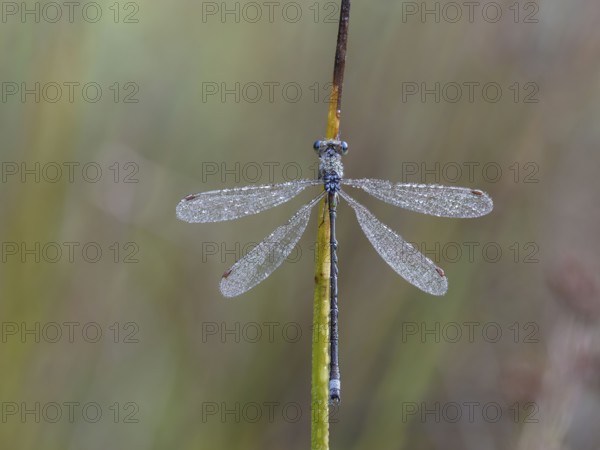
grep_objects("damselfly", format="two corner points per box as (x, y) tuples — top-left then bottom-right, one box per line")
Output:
(176, 139), (493, 403)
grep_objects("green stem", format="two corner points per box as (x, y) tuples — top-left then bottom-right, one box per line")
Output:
(311, 204), (331, 450)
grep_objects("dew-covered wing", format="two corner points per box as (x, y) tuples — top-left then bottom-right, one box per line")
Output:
(176, 180), (320, 223)
(220, 192), (324, 297)
(343, 178), (493, 218)
(341, 191), (448, 295)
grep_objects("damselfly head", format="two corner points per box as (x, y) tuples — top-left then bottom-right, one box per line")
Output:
(313, 139), (348, 156)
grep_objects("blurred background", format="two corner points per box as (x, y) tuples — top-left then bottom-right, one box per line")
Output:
(1, 0), (599, 449)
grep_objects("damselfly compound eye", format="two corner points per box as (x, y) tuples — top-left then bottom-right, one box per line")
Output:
(313, 140), (321, 151)
(340, 141), (348, 155)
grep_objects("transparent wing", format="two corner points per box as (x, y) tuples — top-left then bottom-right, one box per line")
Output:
(343, 179), (493, 218)
(176, 180), (320, 223)
(340, 191), (448, 295)
(220, 192), (325, 298)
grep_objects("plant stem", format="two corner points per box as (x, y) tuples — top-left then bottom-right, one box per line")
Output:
(311, 1), (351, 449)
(327, 0), (350, 140)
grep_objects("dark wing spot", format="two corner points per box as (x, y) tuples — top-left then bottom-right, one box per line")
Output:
(471, 190), (483, 196)
(184, 194), (198, 201)
(222, 269), (232, 278)
(435, 267), (446, 278)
